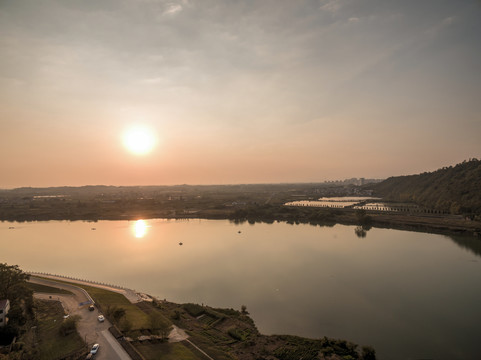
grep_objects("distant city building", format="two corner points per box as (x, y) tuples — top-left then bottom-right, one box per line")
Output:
(0, 299), (10, 327)
(323, 178), (382, 186)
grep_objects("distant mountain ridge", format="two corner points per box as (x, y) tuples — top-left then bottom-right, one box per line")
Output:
(369, 159), (481, 215)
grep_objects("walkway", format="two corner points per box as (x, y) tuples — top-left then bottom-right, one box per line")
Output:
(29, 272), (141, 303)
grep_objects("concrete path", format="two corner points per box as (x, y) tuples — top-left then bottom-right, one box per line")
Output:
(100, 329), (131, 360)
(29, 273), (141, 303)
(168, 325), (189, 342)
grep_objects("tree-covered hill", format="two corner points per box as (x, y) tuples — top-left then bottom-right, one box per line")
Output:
(369, 159), (481, 215)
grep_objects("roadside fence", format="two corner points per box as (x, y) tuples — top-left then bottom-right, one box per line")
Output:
(27, 271), (130, 291)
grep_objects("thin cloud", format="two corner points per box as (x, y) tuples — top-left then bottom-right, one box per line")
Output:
(425, 15), (457, 36)
(163, 3), (183, 16)
(320, 0), (343, 13)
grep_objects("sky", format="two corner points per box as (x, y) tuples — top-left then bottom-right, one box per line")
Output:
(1, 0), (480, 188)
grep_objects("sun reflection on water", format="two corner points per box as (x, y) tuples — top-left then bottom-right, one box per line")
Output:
(133, 219), (148, 238)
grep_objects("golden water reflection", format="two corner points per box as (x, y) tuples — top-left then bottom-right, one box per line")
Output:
(133, 219), (148, 238)
(2, 220), (481, 360)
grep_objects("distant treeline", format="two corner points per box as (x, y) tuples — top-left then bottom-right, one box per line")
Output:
(369, 159), (481, 215)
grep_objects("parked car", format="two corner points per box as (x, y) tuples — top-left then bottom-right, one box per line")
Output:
(90, 343), (99, 354)
(88, 305), (95, 311)
(97, 315), (105, 322)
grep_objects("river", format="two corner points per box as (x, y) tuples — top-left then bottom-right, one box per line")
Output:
(1, 219), (480, 359)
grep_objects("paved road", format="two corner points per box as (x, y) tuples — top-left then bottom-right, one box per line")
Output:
(30, 277), (131, 360)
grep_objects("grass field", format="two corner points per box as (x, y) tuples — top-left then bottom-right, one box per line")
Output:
(78, 284), (151, 330)
(135, 341), (204, 360)
(35, 299), (85, 360)
(27, 282), (73, 295)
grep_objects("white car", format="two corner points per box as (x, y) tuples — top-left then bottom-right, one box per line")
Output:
(90, 343), (99, 354)
(97, 315), (105, 322)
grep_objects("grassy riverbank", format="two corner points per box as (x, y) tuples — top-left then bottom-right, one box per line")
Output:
(21, 278), (377, 360)
(227, 204), (481, 237)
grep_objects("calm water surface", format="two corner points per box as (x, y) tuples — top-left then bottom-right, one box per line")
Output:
(1, 219), (480, 360)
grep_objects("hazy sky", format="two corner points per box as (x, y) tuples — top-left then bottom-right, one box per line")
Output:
(1, 0), (480, 188)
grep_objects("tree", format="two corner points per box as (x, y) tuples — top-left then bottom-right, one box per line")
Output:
(0, 264), (34, 328)
(149, 312), (171, 340)
(107, 305), (126, 324)
(59, 315), (81, 336)
(112, 307), (126, 323)
(354, 226), (367, 238)
(0, 264), (31, 301)
(0, 324), (18, 345)
(361, 345), (376, 360)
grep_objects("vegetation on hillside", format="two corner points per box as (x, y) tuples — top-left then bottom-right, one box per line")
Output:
(369, 159), (481, 216)
(156, 300), (376, 360)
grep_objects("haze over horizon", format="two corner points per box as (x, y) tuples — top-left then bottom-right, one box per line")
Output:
(1, 0), (480, 188)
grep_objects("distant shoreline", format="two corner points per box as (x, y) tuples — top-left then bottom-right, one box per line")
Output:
(2, 207), (480, 238)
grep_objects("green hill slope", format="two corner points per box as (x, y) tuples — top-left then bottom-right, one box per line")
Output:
(369, 159), (481, 215)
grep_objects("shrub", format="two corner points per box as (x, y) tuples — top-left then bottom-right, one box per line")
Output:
(59, 315), (80, 336)
(183, 303), (205, 317)
(361, 346), (376, 360)
(228, 328), (247, 341)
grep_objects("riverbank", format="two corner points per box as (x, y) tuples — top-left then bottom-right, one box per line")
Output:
(2, 203), (480, 238)
(1, 184), (480, 237)
(226, 205), (481, 237)
(25, 274), (377, 360)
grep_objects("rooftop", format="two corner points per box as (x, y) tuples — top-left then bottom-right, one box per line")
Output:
(0, 299), (9, 309)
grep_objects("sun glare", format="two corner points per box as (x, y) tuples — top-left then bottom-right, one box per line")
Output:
(123, 126), (156, 155)
(133, 219), (148, 238)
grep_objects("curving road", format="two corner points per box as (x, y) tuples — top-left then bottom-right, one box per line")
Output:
(30, 277), (131, 360)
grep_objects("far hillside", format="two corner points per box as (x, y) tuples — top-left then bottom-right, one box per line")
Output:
(369, 159), (481, 215)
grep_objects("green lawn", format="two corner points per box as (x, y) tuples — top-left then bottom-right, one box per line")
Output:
(27, 282), (73, 295)
(77, 284), (151, 330)
(35, 299), (85, 360)
(136, 341), (204, 360)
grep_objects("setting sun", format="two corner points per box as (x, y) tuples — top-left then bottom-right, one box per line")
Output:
(123, 126), (156, 155)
